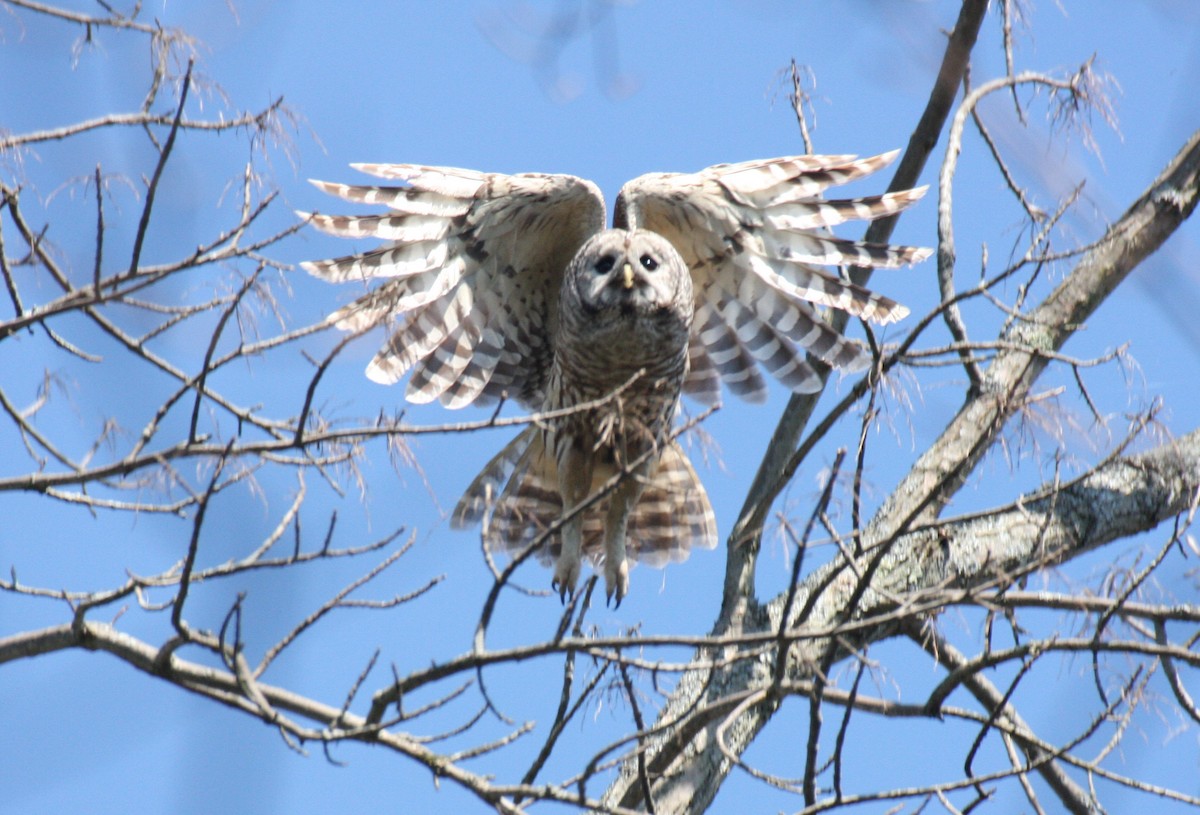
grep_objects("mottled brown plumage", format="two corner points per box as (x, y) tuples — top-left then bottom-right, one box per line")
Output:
(301, 152), (929, 603)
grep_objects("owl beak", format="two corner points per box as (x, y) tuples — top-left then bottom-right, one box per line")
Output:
(622, 262), (635, 289)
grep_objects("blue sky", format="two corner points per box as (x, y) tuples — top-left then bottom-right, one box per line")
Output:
(2, 1), (1199, 813)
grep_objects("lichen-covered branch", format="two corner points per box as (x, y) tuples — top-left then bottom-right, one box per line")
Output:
(601, 124), (1200, 815)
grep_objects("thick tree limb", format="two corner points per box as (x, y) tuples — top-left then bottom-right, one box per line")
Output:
(602, 425), (1200, 813)
(725, 0), (990, 617)
(872, 126), (1200, 538)
(600, 126), (1200, 815)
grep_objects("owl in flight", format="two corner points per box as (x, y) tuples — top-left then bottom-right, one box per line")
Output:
(301, 152), (929, 604)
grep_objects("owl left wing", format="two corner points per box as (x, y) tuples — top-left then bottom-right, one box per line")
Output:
(614, 151), (930, 404)
(301, 165), (605, 408)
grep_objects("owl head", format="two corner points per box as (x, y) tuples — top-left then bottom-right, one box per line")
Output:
(563, 229), (693, 325)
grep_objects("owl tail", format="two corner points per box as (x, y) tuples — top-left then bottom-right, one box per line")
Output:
(451, 427), (718, 569)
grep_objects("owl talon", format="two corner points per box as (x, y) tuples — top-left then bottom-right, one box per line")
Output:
(552, 556), (581, 603)
(604, 558), (630, 608)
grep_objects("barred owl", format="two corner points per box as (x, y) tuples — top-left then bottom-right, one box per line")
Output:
(301, 152), (929, 604)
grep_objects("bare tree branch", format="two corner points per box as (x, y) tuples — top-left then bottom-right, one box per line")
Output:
(726, 0), (991, 613)
(600, 126), (1200, 815)
(4, 4), (1198, 813)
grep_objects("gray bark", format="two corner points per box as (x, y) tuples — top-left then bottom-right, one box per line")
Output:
(600, 123), (1200, 815)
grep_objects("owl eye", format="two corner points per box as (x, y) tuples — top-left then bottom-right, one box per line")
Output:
(640, 254), (659, 271)
(594, 255), (616, 274)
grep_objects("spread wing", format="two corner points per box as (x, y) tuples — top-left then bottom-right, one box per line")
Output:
(614, 151), (930, 404)
(300, 165), (605, 409)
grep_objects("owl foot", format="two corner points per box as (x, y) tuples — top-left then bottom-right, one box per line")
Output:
(604, 557), (629, 608)
(552, 554), (582, 603)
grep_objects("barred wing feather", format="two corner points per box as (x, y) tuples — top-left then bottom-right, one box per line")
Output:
(301, 165), (606, 408)
(615, 151), (930, 403)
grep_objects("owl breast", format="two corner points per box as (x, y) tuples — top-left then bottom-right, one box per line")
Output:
(552, 299), (689, 409)
(547, 228), (693, 437)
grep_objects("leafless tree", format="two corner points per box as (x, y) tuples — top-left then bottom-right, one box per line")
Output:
(2, 2), (1198, 813)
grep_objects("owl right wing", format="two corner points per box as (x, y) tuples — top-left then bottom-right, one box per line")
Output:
(300, 165), (606, 409)
(615, 151), (931, 405)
